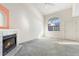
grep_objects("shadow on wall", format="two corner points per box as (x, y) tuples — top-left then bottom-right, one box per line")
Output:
(2, 4), (44, 43)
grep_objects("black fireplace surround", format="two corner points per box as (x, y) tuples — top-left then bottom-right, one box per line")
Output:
(3, 34), (17, 56)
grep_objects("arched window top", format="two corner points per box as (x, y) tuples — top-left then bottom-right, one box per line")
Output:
(0, 4), (9, 29)
(48, 17), (61, 26)
(48, 17), (61, 31)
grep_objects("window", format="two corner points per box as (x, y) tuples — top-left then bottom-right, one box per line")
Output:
(0, 4), (9, 29)
(48, 17), (60, 31)
(0, 12), (5, 26)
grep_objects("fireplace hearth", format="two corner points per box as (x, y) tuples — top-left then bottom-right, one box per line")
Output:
(3, 34), (17, 56)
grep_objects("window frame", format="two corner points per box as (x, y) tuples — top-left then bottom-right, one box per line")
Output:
(48, 17), (60, 31)
(0, 4), (9, 29)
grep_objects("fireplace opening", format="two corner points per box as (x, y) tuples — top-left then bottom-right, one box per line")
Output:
(3, 34), (17, 56)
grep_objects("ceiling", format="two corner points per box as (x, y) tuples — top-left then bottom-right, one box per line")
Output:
(31, 3), (72, 15)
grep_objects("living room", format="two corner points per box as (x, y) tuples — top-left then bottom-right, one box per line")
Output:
(0, 3), (79, 56)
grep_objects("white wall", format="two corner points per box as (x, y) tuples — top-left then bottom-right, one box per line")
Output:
(44, 8), (79, 41)
(2, 3), (44, 44)
(44, 8), (72, 39)
(72, 4), (79, 17)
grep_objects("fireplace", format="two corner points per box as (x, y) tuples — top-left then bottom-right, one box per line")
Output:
(3, 34), (17, 56)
